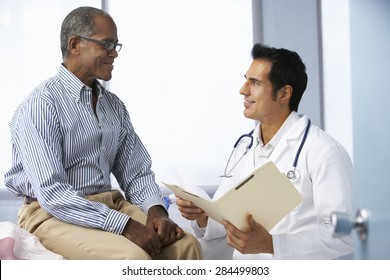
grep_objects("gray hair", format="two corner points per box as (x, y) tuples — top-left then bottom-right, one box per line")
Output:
(60, 6), (111, 59)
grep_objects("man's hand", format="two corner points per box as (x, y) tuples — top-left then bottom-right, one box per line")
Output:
(222, 215), (274, 254)
(122, 218), (161, 257)
(147, 205), (184, 246)
(176, 197), (208, 227)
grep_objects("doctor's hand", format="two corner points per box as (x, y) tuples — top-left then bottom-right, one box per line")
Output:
(222, 215), (274, 255)
(176, 197), (208, 227)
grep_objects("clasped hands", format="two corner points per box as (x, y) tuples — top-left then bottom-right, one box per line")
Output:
(122, 205), (184, 257)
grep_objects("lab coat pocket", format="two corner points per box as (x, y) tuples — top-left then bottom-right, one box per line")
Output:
(287, 180), (305, 215)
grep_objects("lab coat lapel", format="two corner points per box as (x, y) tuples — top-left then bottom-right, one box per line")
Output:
(268, 115), (309, 165)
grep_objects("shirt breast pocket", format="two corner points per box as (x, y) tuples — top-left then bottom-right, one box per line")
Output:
(101, 123), (121, 162)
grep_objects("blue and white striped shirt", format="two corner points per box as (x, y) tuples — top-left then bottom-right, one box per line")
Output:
(4, 65), (164, 234)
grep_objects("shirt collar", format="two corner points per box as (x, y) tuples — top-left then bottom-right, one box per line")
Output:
(255, 111), (300, 156)
(57, 64), (105, 102)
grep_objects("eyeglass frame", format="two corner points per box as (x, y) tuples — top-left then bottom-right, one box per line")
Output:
(78, 36), (122, 52)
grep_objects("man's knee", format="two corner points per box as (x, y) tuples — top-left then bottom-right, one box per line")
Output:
(155, 232), (202, 260)
(182, 232), (202, 259)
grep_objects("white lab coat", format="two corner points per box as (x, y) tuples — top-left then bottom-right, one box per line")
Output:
(192, 113), (353, 259)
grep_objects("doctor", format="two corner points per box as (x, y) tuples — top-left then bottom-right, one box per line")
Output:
(177, 44), (353, 259)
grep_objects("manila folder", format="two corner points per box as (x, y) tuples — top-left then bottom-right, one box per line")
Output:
(163, 161), (303, 232)
(215, 161), (303, 232)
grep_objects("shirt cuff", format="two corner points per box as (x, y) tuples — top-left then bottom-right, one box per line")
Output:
(191, 220), (206, 238)
(270, 234), (281, 259)
(141, 195), (166, 214)
(102, 209), (131, 235)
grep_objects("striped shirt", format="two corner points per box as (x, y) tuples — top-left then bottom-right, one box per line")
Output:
(4, 65), (164, 234)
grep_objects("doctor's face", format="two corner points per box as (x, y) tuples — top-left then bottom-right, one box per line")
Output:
(239, 59), (281, 122)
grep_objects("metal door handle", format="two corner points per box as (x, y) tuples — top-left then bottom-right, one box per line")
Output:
(331, 208), (369, 241)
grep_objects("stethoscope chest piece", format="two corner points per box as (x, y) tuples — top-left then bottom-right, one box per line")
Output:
(286, 119), (311, 184)
(287, 169), (299, 183)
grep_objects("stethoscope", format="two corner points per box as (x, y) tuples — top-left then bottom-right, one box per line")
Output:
(220, 119), (311, 183)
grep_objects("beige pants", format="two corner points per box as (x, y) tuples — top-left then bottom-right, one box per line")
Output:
(18, 190), (202, 260)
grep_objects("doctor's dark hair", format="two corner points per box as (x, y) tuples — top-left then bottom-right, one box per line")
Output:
(251, 43), (308, 112)
(60, 6), (111, 60)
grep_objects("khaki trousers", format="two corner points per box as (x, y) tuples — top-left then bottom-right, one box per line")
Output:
(18, 190), (202, 260)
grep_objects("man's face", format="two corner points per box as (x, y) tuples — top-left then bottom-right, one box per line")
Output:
(239, 59), (282, 122)
(76, 15), (119, 86)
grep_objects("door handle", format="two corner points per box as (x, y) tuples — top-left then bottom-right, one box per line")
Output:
(331, 208), (369, 241)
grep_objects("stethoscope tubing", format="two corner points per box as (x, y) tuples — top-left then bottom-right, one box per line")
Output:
(221, 119), (311, 180)
(292, 119), (311, 169)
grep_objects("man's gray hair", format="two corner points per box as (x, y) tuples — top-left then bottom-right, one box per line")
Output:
(60, 6), (111, 59)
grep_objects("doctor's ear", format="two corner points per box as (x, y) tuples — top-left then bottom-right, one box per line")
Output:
(278, 85), (292, 104)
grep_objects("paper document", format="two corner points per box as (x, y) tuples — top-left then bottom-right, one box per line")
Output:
(163, 161), (303, 232)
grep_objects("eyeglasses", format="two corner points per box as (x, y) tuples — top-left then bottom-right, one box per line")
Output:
(79, 36), (122, 52)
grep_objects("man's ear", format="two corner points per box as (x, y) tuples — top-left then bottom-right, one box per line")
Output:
(278, 85), (292, 104)
(68, 36), (81, 56)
